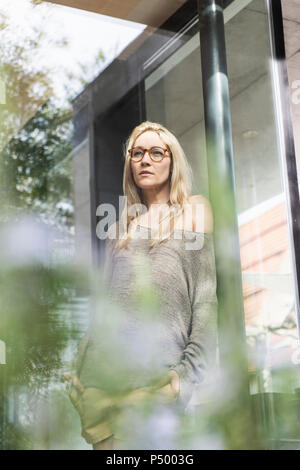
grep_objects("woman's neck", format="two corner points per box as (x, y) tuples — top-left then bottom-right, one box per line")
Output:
(141, 184), (170, 210)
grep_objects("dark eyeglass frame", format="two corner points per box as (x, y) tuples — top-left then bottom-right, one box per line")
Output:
(128, 146), (171, 162)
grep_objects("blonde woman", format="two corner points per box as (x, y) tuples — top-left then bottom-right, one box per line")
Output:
(65, 121), (218, 450)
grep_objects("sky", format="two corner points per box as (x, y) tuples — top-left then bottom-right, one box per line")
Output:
(0, 0), (146, 104)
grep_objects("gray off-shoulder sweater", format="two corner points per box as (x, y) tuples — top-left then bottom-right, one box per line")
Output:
(76, 222), (219, 410)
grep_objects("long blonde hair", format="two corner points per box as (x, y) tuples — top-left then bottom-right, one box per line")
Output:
(116, 121), (193, 250)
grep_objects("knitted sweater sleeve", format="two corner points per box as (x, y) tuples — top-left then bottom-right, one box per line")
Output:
(169, 233), (218, 409)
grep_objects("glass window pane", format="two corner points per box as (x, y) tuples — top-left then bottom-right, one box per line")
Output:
(225, 0), (299, 393)
(282, 0), (300, 193)
(145, 34), (208, 197)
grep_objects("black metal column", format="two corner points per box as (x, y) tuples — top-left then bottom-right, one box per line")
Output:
(198, 0), (250, 400)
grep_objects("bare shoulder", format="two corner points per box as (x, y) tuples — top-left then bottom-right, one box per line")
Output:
(187, 195), (214, 234)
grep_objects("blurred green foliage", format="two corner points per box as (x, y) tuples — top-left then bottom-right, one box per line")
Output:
(0, 0), (300, 452)
(0, 99), (74, 229)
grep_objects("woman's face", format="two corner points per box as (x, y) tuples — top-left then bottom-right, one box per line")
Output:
(130, 131), (172, 192)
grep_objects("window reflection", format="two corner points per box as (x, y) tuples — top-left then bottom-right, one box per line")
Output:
(226, 0), (299, 392)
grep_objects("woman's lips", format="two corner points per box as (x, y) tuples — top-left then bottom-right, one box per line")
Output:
(139, 172), (153, 176)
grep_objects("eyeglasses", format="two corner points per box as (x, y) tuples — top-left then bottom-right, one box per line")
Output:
(128, 146), (171, 162)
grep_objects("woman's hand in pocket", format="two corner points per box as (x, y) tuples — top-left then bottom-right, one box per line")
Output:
(168, 370), (180, 398)
(155, 370), (180, 402)
(62, 372), (85, 395)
